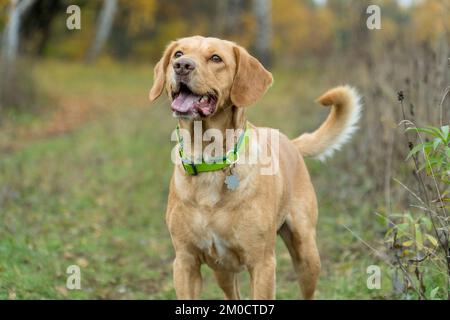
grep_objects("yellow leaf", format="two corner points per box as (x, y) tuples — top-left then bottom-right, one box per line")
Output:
(402, 240), (414, 247)
(426, 234), (438, 247)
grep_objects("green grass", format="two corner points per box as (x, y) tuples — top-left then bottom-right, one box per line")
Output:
(1, 59), (393, 299)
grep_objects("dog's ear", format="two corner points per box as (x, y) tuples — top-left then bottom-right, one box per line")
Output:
(230, 45), (273, 107)
(149, 41), (177, 102)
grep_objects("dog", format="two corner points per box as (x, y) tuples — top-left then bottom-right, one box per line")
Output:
(149, 36), (361, 299)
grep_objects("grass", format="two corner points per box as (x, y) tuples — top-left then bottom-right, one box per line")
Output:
(1, 59), (392, 299)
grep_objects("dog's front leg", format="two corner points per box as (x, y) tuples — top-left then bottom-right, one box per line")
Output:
(173, 253), (202, 299)
(248, 255), (276, 300)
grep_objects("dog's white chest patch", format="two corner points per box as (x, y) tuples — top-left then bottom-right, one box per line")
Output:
(199, 232), (227, 258)
(200, 232), (244, 272)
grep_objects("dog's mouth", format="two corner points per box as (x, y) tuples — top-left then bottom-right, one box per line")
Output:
(171, 83), (217, 118)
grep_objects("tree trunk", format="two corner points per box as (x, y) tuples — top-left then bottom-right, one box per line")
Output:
(252, 0), (272, 67)
(1, 0), (37, 112)
(86, 0), (118, 63)
(2, 0), (36, 65)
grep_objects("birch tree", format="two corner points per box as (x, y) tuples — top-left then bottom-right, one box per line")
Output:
(86, 0), (118, 63)
(1, 0), (37, 111)
(2, 0), (37, 67)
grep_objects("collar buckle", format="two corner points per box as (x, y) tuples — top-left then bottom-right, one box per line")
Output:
(226, 149), (239, 165)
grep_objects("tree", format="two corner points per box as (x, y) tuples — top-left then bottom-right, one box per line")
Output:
(1, 0), (37, 67)
(252, 0), (272, 66)
(86, 0), (118, 63)
(0, 0), (37, 112)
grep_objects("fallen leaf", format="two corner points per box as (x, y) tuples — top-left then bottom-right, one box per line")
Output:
(76, 257), (89, 268)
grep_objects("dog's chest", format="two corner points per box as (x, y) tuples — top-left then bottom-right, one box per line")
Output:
(191, 212), (244, 272)
(198, 230), (227, 259)
(172, 167), (257, 271)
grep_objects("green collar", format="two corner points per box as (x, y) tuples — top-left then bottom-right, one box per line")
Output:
(175, 122), (250, 175)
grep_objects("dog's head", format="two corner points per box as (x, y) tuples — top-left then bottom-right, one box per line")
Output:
(149, 36), (273, 119)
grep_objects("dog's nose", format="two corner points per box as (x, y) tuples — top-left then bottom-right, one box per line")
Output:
(173, 58), (196, 76)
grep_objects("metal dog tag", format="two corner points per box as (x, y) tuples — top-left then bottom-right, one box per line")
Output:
(225, 172), (240, 190)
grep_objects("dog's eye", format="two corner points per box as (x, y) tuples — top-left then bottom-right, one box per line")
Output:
(210, 54), (222, 63)
(174, 51), (183, 58)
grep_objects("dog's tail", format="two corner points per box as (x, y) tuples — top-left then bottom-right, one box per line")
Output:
(292, 85), (362, 161)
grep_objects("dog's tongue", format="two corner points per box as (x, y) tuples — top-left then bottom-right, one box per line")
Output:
(171, 91), (198, 113)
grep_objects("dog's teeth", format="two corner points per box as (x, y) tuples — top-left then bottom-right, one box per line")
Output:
(200, 95), (208, 102)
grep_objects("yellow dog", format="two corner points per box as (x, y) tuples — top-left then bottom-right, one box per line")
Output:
(150, 36), (361, 299)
